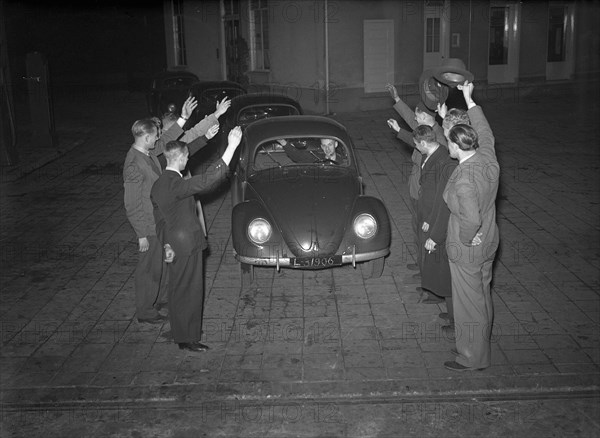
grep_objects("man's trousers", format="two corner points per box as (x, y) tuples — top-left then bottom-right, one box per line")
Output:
(134, 235), (162, 319)
(449, 257), (495, 369)
(167, 250), (205, 343)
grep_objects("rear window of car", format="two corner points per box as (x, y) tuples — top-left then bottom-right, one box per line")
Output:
(252, 137), (349, 170)
(238, 105), (300, 127)
(161, 77), (196, 89)
(201, 88), (245, 104)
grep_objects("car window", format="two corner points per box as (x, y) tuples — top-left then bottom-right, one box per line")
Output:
(252, 137), (349, 170)
(238, 105), (300, 127)
(162, 77), (196, 89)
(201, 88), (245, 105)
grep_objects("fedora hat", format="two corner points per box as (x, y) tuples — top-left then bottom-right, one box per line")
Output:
(432, 58), (474, 87)
(419, 69), (450, 111)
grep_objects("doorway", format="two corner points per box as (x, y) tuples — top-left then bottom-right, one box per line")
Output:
(487, 2), (521, 84)
(423, 0), (450, 71)
(546, 1), (575, 80)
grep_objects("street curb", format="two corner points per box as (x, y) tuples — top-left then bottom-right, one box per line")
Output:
(2, 373), (598, 407)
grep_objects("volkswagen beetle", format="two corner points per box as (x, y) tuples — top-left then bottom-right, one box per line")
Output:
(147, 70), (199, 117)
(231, 115), (391, 284)
(185, 80), (246, 129)
(188, 93), (303, 175)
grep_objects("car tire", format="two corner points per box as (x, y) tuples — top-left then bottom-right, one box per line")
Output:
(240, 262), (255, 290)
(363, 257), (385, 279)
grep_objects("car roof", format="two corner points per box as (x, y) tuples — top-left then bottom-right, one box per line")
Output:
(232, 93), (300, 107)
(244, 115), (350, 146)
(153, 70), (199, 81)
(231, 94), (302, 115)
(190, 80), (246, 92)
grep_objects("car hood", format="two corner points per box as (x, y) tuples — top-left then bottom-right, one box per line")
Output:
(247, 166), (358, 257)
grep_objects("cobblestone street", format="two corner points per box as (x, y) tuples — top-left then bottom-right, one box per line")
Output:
(0, 82), (599, 437)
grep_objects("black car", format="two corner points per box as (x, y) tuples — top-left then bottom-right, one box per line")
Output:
(230, 116), (392, 286)
(185, 80), (246, 129)
(147, 71), (199, 117)
(188, 93), (302, 174)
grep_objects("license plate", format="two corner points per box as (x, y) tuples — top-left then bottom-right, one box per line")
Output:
(291, 255), (342, 267)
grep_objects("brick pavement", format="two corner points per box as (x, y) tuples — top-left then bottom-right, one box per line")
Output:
(0, 86), (599, 416)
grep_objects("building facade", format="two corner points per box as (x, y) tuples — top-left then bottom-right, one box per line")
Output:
(163, 0), (600, 113)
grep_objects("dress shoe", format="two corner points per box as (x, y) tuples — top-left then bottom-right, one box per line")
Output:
(444, 360), (486, 372)
(441, 324), (455, 337)
(439, 312), (450, 321)
(406, 263), (419, 271)
(421, 294), (444, 304)
(178, 342), (210, 352)
(137, 314), (168, 324)
(417, 287), (444, 304)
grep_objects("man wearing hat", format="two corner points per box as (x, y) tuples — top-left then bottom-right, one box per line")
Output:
(385, 83), (447, 303)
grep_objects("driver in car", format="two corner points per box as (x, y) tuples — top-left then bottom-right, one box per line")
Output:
(277, 138), (342, 164)
(319, 139), (338, 162)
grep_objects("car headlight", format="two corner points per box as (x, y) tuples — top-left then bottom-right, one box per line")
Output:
(248, 218), (272, 244)
(353, 214), (377, 239)
(167, 103), (177, 113)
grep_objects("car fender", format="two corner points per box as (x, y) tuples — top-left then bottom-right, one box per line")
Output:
(232, 200), (289, 260)
(341, 195), (392, 253)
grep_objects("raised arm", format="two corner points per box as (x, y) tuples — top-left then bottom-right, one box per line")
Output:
(154, 97), (199, 154)
(460, 81), (496, 161)
(173, 127), (243, 199)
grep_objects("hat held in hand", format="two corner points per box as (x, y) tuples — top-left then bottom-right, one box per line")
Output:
(419, 68), (450, 111)
(432, 58), (474, 87)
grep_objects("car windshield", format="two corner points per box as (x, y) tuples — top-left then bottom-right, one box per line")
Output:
(252, 137), (350, 170)
(162, 77), (196, 88)
(238, 105), (300, 127)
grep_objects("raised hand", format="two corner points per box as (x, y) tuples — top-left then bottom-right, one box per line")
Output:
(387, 118), (400, 133)
(181, 96), (198, 120)
(205, 124), (220, 140)
(227, 126), (242, 149)
(385, 83), (399, 102)
(436, 102), (448, 119)
(215, 97), (231, 118)
(457, 80), (475, 108)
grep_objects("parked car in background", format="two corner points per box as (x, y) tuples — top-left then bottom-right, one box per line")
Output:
(187, 93), (303, 176)
(147, 70), (199, 117)
(230, 115), (391, 286)
(185, 80), (246, 129)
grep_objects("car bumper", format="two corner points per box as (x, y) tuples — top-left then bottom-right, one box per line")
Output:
(235, 248), (390, 270)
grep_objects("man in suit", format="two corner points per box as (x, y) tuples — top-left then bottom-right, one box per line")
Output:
(150, 127), (242, 352)
(442, 81), (499, 371)
(123, 97), (217, 324)
(412, 125), (458, 324)
(385, 84), (447, 302)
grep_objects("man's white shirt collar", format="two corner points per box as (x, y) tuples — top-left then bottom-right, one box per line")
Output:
(166, 166), (182, 177)
(459, 152), (476, 164)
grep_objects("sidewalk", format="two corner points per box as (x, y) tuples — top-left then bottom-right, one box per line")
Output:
(0, 86), (598, 419)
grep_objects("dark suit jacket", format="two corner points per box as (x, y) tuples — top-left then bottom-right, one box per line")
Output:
(123, 122), (208, 238)
(418, 146), (457, 244)
(392, 99), (446, 199)
(150, 161), (229, 257)
(443, 106), (500, 265)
